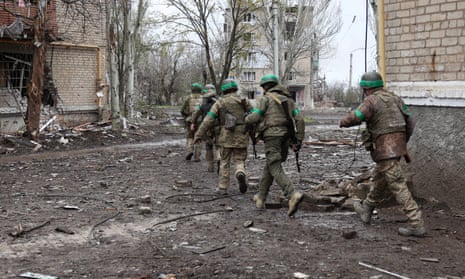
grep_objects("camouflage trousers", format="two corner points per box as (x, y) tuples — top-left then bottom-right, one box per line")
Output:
(218, 147), (247, 190)
(185, 125), (201, 160)
(256, 136), (294, 200)
(204, 135), (220, 166)
(366, 158), (424, 227)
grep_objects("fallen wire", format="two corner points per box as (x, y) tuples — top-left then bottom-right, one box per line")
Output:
(34, 193), (120, 244)
(191, 246), (226, 255)
(165, 193), (245, 203)
(88, 209), (121, 243)
(149, 208), (233, 230)
(9, 219), (51, 238)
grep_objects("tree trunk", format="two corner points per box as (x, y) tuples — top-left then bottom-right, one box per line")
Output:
(26, 1), (47, 139)
(106, 0), (121, 131)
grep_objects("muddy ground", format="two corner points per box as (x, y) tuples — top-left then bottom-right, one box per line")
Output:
(0, 109), (464, 279)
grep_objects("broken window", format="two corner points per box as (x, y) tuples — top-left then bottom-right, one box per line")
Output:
(0, 52), (32, 98)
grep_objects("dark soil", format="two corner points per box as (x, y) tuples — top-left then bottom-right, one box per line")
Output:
(1, 109), (464, 279)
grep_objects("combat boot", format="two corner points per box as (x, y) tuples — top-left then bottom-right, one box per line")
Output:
(236, 172), (248, 193)
(186, 152), (193, 161)
(398, 225), (426, 237)
(215, 187), (228, 195)
(288, 191), (304, 217)
(353, 200), (373, 224)
(207, 161), (214, 172)
(253, 194), (265, 209)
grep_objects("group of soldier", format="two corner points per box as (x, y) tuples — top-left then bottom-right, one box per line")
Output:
(181, 75), (305, 217)
(180, 72), (426, 237)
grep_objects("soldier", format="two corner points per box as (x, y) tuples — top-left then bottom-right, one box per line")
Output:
(180, 83), (203, 161)
(339, 71), (425, 237)
(194, 79), (252, 194)
(191, 84), (221, 172)
(244, 74), (305, 217)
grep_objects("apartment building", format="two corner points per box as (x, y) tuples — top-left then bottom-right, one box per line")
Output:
(224, 2), (316, 108)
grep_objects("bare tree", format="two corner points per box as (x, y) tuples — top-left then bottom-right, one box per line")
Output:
(256, 0), (342, 84)
(163, 0), (261, 91)
(138, 43), (188, 105)
(104, 0), (148, 129)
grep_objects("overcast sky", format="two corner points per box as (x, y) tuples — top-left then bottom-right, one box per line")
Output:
(320, 0), (377, 86)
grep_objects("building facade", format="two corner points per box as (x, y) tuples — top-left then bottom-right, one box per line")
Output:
(0, 1), (107, 133)
(382, 0), (465, 210)
(224, 2), (316, 107)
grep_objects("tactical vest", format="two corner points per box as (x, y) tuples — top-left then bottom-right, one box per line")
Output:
(263, 91), (291, 128)
(368, 90), (406, 140)
(218, 95), (247, 126)
(188, 94), (202, 115)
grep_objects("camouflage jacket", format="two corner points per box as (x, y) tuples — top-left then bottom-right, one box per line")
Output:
(180, 93), (202, 124)
(339, 88), (414, 162)
(245, 84), (305, 141)
(195, 93), (252, 148)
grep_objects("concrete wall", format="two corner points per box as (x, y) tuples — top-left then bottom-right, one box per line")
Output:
(406, 106), (465, 211)
(384, 0), (465, 211)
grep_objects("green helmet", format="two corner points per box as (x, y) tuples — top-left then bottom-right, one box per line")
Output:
(259, 74), (279, 87)
(191, 82), (203, 93)
(359, 72), (384, 88)
(221, 79), (238, 94)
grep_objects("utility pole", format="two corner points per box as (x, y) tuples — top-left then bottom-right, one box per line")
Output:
(349, 47), (365, 91)
(349, 52), (353, 90)
(272, 0), (279, 76)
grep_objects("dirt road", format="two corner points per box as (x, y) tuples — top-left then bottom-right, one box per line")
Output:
(1, 114), (464, 279)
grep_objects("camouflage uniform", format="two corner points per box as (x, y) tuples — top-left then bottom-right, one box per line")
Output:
(191, 86), (221, 172)
(245, 83), (305, 215)
(339, 86), (425, 233)
(194, 83), (252, 193)
(180, 84), (203, 161)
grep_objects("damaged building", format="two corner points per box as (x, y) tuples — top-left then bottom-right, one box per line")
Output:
(0, 0), (107, 133)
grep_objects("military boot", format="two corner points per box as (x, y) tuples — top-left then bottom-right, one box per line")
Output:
(236, 172), (248, 193)
(288, 191), (304, 217)
(253, 194), (265, 210)
(398, 225), (426, 237)
(207, 161), (214, 172)
(353, 200), (373, 224)
(215, 187), (228, 195)
(185, 152), (193, 161)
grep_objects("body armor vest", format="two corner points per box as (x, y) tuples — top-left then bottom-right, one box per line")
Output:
(368, 90), (406, 140)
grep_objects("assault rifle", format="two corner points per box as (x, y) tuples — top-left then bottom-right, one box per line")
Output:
(243, 123), (257, 159)
(241, 99), (257, 159)
(280, 100), (301, 173)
